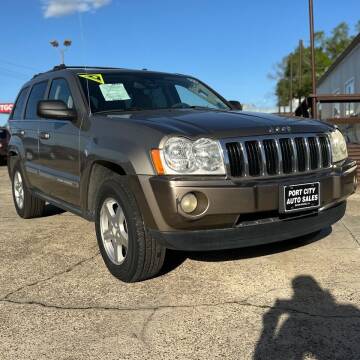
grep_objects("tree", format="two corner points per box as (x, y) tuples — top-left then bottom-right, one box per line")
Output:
(274, 33), (331, 107)
(325, 22), (352, 60)
(273, 21), (357, 109)
(356, 20), (360, 34)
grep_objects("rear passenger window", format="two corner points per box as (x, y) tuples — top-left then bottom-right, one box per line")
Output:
(11, 87), (29, 120)
(49, 78), (74, 109)
(25, 81), (48, 119)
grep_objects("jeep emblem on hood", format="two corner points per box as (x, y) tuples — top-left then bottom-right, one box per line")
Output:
(269, 126), (291, 134)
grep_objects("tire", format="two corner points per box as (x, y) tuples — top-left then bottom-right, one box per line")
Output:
(95, 175), (166, 283)
(11, 163), (45, 219)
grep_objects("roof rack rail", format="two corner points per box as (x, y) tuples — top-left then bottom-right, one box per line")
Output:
(31, 64), (125, 79)
(31, 65), (148, 79)
(52, 65), (124, 71)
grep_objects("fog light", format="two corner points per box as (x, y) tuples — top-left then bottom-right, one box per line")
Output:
(180, 193), (198, 214)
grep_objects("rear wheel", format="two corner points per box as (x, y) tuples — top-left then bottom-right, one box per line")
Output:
(95, 176), (166, 283)
(12, 164), (45, 219)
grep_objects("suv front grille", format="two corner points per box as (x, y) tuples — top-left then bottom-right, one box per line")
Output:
(224, 134), (331, 178)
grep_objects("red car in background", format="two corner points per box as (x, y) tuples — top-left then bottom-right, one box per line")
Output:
(0, 127), (10, 164)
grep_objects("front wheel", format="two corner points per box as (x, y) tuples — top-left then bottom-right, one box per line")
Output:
(95, 176), (166, 282)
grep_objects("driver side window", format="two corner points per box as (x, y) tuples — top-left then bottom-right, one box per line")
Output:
(48, 78), (74, 109)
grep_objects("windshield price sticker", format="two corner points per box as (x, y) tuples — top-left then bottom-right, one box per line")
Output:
(283, 182), (320, 212)
(99, 83), (131, 101)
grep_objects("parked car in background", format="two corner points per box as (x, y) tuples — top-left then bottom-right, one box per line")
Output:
(0, 127), (10, 164)
(7, 65), (358, 283)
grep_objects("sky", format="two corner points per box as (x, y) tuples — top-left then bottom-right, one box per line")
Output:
(0, 0), (359, 125)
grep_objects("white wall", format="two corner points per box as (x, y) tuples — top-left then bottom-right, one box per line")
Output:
(317, 41), (360, 144)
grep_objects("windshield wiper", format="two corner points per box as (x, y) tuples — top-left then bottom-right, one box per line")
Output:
(188, 106), (225, 111)
(189, 106), (211, 109)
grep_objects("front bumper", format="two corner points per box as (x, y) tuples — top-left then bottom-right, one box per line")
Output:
(137, 159), (357, 250)
(150, 201), (346, 251)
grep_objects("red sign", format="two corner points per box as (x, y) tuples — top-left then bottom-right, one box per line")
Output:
(0, 103), (14, 114)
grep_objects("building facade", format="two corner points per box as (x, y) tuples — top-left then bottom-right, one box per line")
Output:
(317, 33), (360, 144)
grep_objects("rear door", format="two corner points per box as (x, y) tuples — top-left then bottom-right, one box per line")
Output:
(37, 77), (81, 206)
(16, 82), (48, 189)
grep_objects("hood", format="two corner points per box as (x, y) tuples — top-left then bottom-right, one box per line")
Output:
(106, 109), (333, 139)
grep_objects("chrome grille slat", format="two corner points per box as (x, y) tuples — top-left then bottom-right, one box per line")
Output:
(274, 139), (283, 175)
(258, 140), (267, 176)
(315, 137), (323, 169)
(325, 136), (332, 165)
(222, 133), (332, 180)
(304, 137), (311, 171)
(240, 142), (249, 177)
(290, 138), (298, 173)
(308, 137), (319, 170)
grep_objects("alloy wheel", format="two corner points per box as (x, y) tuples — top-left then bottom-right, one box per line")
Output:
(99, 198), (129, 265)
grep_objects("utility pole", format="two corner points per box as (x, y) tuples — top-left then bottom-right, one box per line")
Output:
(309, 0), (317, 118)
(298, 39), (303, 106)
(289, 56), (293, 114)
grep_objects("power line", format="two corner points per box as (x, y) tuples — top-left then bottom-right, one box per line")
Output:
(0, 68), (29, 80)
(0, 59), (38, 72)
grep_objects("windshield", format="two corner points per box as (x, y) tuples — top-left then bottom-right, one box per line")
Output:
(77, 72), (230, 113)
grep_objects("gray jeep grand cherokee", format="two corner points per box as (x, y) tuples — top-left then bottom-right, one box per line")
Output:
(7, 66), (357, 282)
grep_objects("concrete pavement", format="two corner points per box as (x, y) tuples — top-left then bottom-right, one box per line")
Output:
(1, 165), (360, 359)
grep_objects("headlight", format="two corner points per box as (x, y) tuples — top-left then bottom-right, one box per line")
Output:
(163, 137), (195, 172)
(161, 137), (225, 175)
(192, 138), (224, 171)
(330, 129), (348, 163)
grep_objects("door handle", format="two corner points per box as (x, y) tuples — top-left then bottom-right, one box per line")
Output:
(39, 131), (51, 140)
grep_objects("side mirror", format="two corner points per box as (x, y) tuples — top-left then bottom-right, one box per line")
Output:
(37, 100), (77, 121)
(228, 100), (243, 111)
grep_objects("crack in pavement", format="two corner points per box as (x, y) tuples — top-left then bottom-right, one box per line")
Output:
(2, 258), (360, 323)
(138, 308), (157, 347)
(2, 247), (100, 301)
(0, 215), (75, 219)
(341, 221), (360, 247)
(2, 297), (360, 320)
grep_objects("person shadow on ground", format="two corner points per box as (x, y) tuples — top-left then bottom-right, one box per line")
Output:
(253, 275), (360, 360)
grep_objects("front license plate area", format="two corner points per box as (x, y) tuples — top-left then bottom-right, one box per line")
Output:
(283, 182), (320, 213)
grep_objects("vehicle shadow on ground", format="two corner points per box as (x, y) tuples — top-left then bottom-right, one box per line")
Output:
(161, 228), (331, 275)
(42, 204), (66, 217)
(253, 275), (360, 359)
